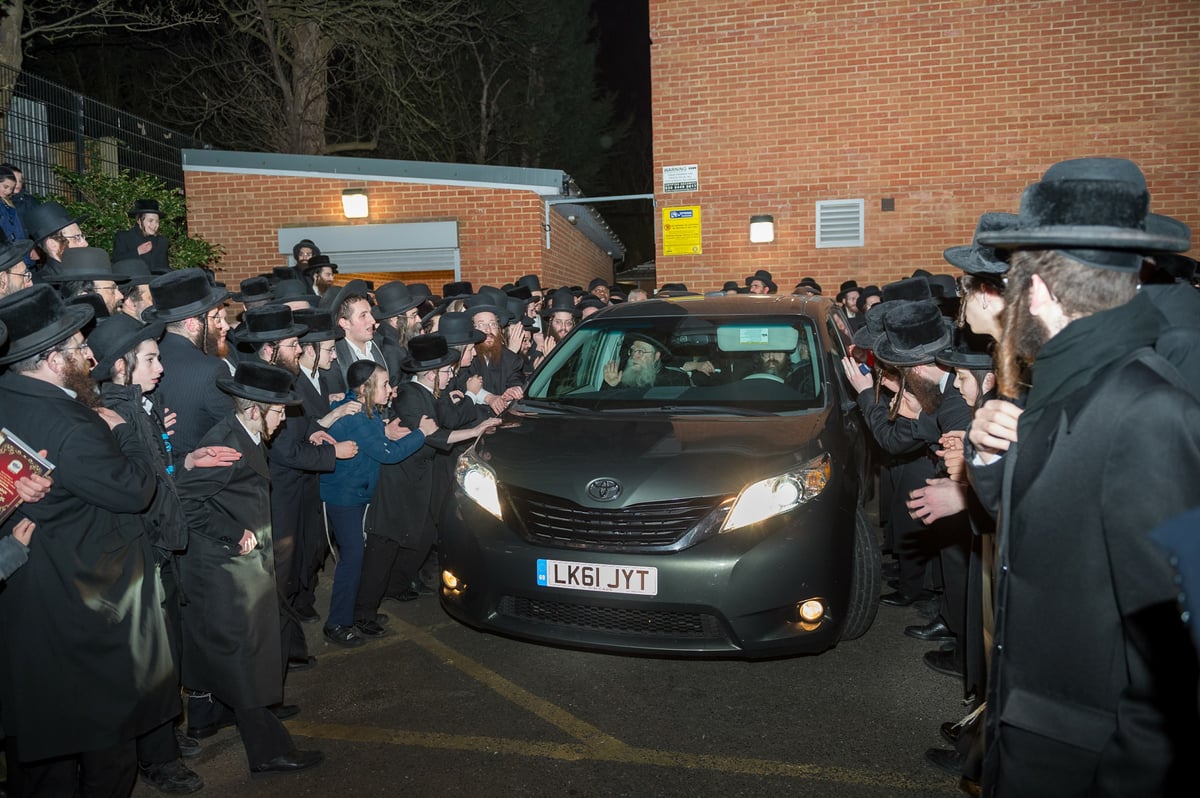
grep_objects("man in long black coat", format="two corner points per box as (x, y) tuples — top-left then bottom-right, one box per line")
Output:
(0, 285), (175, 794)
(111, 199), (169, 274)
(463, 306), (525, 415)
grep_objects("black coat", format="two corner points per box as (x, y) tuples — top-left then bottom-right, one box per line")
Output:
(156, 331), (233, 465)
(176, 415), (282, 709)
(112, 227), (170, 273)
(466, 348), (526, 399)
(983, 303), (1200, 796)
(0, 372), (175, 762)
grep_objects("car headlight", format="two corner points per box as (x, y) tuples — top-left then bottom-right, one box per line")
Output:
(456, 448), (503, 520)
(722, 453), (831, 532)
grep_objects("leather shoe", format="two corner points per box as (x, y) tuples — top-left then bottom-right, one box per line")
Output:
(270, 703), (300, 721)
(287, 656), (316, 673)
(175, 728), (201, 759)
(880, 589), (934, 607)
(139, 760), (204, 794)
(940, 721), (961, 746)
(295, 606), (320, 624)
(323, 624), (364, 647)
(386, 589), (420, 602)
(924, 649), (963, 678)
(904, 618), (955, 642)
(354, 619), (387, 638)
(250, 749), (324, 775)
(186, 717), (234, 740)
(924, 747), (963, 775)
(373, 612), (390, 626)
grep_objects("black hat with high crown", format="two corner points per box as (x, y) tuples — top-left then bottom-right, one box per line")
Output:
(111, 257), (153, 287)
(294, 307), (344, 344)
(128, 199), (162, 218)
(516, 274), (542, 293)
(855, 284), (881, 313)
(721, 280), (741, 292)
(233, 276), (273, 304)
(400, 334), (459, 373)
(88, 314), (165, 379)
(976, 157), (1191, 270)
(442, 281), (473, 301)
(851, 301), (888, 350)
(319, 278), (373, 313)
(0, 284), (94, 365)
(408, 283), (435, 303)
(217, 360), (302, 405)
(24, 201), (85, 244)
(437, 311), (485, 346)
(271, 279), (318, 306)
(542, 290), (580, 318)
(238, 304), (308, 344)
(577, 294), (606, 313)
(42, 247), (130, 285)
(874, 300), (953, 367)
(300, 253), (337, 275)
(797, 277), (822, 294)
(465, 286), (512, 325)
(145, 268), (229, 323)
(881, 275), (932, 303)
(272, 266), (302, 285)
(934, 327), (994, 371)
(505, 284), (533, 302)
(943, 213), (1018, 276)
(0, 240), (33, 274)
(744, 270), (776, 292)
(372, 281), (422, 319)
(836, 280), (861, 301)
(506, 296), (533, 326)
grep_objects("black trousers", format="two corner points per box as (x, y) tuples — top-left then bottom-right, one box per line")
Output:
(4, 737), (136, 798)
(136, 559), (184, 766)
(186, 693), (291, 767)
(355, 534), (428, 622)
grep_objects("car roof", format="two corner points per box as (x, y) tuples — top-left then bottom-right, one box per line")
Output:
(592, 293), (836, 322)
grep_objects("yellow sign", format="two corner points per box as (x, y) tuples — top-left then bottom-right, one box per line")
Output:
(662, 206), (702, 256)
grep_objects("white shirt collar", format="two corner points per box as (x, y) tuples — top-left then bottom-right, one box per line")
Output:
(236, 415), (262, 445)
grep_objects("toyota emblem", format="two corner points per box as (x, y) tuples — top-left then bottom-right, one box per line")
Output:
(586, 477), (622, 501)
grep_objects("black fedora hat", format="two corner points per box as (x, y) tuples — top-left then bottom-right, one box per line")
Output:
(516, 274), (542, 293)
(128, 198), (162, 218)
(721, 280), (741, 293)
(372, 281), (422, 319)
(943, 213), (1018, 276)
(42, 247), (129, 285)
(111, 257), (153, 287)
(408, 283), (435, 303)
(797, 277), (822, 294)
(577, 294), (606, 313)
(0, 240), (33, 273)
(874, 301), (953, 367)
(442, 281), (473, 301)
(217, 360), (302, 405)
(400, 334), (459, 373)
(238, 304), (307, 344)
(505, 284), (533, 302)
(851, 301), (888, 350)
(505, 296), (533, 326)
(837, 280), (860, 299)
(320, 278), (373, 313)
(934, 328), (994, 371)
(977, 158), (1191, 265)
(233, 276), (273, 304)
(292, 239), (320, 262)
(271, 278), (318, 306)
(881, 275), (932, 304)
(744, 270), (776, 292)
(437, 311), (485, 346)
(300, 253), (336, 275)
(543, 290), (580, 318)
(66, 292), (110, 320)
(294, 308), (344, 344)
(145, 268), (229, 323)
(272, 266), (302, 285)
(0, 284), (94, 365)
(24, 200), (85, 244)
(87, 314), (165, 379)
(856, 285), (881, 313)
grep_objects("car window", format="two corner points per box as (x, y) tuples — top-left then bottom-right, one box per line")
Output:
(527, 313), (826, 414)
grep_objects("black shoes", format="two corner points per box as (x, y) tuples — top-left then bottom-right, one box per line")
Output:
(250, 749), (325, 775)
(354, 619), (387, 638)
(175, 728), (201, 759)
(904, 618), (955, 642)
(186, 717), (234, 740)
(287, 655), (317, 672)
(139, 760), (204, 794)
(386, 589), (420, 602)
(270, 703), (300, 721)
(880, 589), (935, 607)
(323, 624), (364, 647)
(295, 606), (321, 624)
(924, 648), (963, 678)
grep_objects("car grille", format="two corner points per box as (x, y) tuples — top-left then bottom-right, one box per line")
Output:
(498, 595), (725, 640)
(502, 486), (723, 550)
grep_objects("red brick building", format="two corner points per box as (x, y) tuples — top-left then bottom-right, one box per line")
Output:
(181, 150), (622, 293)
(649, 0), (1200, 294)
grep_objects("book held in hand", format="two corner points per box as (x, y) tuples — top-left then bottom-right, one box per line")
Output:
(0, 428), (55, 525)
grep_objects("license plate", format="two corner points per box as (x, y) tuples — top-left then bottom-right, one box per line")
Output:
(536, 559), (658, 596)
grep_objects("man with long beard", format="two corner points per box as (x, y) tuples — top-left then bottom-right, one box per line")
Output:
(464, 307), (525, 415)
(146, 268), (234, 465)
(967, 158), (1200, 796)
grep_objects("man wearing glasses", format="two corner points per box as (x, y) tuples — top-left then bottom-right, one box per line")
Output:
(22, 200), (89, 282)
(0, 239), (34, 298)
(602, 335), (689, 389)
(464, 307), (526, 415)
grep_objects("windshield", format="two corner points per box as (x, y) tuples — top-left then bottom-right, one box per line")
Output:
(526, 311), (826, 414)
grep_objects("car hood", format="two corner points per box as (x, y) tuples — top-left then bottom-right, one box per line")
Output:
(477, 407), (836, 507)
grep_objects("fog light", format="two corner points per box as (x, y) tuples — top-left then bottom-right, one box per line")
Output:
(797, 599), (825, 623)
(442, 570), (462, 591)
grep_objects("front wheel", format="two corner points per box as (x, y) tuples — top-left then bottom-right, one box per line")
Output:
(839, 507), (881, 641)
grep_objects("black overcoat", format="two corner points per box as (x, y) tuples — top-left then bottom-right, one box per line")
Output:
(0, 371), (175, 762)
(155, 331), (233, 464)
(175, 415), (282, 709)
(112, 227), (170, 273)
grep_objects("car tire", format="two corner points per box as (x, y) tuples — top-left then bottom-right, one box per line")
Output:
(839, 507), (881, 641)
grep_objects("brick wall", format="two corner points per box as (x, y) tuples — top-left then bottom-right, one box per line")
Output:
(650, 0), (1200, 293)
(183, 171), (610, 295)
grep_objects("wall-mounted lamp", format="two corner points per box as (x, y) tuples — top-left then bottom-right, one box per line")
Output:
(342, 188), (369, 219)
(749, 214), (775, 243)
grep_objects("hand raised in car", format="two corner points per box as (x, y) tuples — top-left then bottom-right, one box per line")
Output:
(602, 360), (622, 387)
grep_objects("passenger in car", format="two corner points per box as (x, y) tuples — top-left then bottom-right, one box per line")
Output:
(602, 335), (690, 388)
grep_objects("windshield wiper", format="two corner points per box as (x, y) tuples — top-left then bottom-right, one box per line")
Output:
(515, 398), (593, 414)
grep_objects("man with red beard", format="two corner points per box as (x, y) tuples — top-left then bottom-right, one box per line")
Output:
(147, 268), (234, 466)
(464, 306), (525, 415)
(532, 289), (580, 368)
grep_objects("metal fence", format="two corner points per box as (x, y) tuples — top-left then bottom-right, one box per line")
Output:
(0, 62), (206, 198)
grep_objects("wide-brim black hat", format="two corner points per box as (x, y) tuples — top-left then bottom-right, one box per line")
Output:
(23, 201), (85, 244)
(42, 247), (130, 285)
(293, 239), (321, 262)
(0, 240), (33, 273)
(88, 314), (165, 379)
(542, 292), (581, 318)
(128, 198), (162, 218)
(0, 284), (94, 365)
(145, 268), (229, 323)
(851, 302), (888, 350)
(874, 301), (953, 367)
(399, 334), (459, 373)
(271, 279), (318, 306)
(516, 274), (542, 293)
(881, 276), (932, 304)
(238, 304), (308, 343)
(319, 278), (373, 313)
(944, 213), (1018, 276)
(233, 276), (273, 304)
(977, 158), (1191, 259)
(934, 328), (994, 371)
(293, 308), (344, 343)
(111, 257), (154, 287)
(217, 360), (302, 405)
(436, 311), (485, 345)
(744, 270), (776, 292)
(372, 281), (422, 319)
(300, 253), (335, 274)
(442, 281), (473, 301)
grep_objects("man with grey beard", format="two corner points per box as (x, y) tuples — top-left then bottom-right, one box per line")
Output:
(602, 335), (689, 389)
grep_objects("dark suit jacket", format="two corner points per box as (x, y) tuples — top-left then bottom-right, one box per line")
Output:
(0, 371), (175, 762)
(328, 338), (385, 396)
(156, 331), (233, 464)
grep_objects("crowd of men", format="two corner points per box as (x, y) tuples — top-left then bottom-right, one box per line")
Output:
(0, 155), (1198, 797)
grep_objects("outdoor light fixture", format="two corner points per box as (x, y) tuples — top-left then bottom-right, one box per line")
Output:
(749, 214), (775, 243)
(342, 188), (369, 219)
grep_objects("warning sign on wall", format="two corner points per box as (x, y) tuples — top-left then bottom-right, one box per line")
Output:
(662, 206), (702, 256)
(663, 164), (699, 193)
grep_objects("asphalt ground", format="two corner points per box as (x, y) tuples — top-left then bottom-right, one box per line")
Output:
(132, 560), (969, 797)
